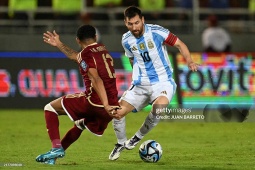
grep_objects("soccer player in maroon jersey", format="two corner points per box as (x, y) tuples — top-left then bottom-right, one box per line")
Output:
(35, 25), (119, 165)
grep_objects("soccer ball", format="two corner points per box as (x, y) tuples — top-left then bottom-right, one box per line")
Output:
(139, 140), (162, 163)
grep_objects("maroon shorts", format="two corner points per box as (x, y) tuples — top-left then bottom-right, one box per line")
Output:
(62, 92), (114, 136)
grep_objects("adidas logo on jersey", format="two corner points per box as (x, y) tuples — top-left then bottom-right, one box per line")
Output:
(131, 46), (138, 51)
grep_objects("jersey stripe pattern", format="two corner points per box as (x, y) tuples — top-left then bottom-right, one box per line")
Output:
(122, 24), (173, 85)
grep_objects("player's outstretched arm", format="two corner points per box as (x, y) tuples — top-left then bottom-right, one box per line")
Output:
(43, 30), (78, 62)
(173, 38), (200, 72)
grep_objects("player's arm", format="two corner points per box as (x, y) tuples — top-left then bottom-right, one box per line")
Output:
(173, 38), (199, 72)
(164, 32), (199, 71)
(122, 40), (134, 68)
(88, 68), (109, 107)
(43, 30), (78, 62)
(87, 68), (116, 114)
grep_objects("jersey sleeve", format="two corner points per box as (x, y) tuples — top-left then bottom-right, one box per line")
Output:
(152, 25), (170, 42)
(152, 25), (178, 46)
(122, 39), (134, 58)
(79, 52), (97, 70)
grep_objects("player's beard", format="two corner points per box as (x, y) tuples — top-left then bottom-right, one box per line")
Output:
(132, 27), (143, 38)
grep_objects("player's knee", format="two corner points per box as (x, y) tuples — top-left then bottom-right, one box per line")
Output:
(153, 96), (169, 107)
(151, 102), (168, 116)
(75, 119), (86, 130)
(44, 103), (58, 115)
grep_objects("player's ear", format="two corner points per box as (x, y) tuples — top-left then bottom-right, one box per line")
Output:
(76, 37), (81, 44)
(124, 18), (128, 27)
(95, 35), (98, 42)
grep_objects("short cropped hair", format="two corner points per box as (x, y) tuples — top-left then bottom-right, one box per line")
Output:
(76, 25), (96, 41)
(124, 6), (142, 20)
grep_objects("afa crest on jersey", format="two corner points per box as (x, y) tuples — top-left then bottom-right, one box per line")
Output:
(147, 40), (154, 49)
(80, 60), (87, 71)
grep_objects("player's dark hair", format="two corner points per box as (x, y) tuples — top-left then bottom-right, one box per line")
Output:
(76, 25), (96, 41)
(124, 6), (142, 20)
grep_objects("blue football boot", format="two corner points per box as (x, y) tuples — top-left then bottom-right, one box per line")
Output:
(36, 147), (65, 163)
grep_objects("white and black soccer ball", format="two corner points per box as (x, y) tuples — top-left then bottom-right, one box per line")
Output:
(139, 140), (162, 163)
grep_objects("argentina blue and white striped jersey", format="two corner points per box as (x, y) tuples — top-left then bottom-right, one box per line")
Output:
(122, 24), (174, 85)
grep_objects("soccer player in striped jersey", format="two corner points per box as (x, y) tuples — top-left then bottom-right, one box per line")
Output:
(109, 6), (199, 160)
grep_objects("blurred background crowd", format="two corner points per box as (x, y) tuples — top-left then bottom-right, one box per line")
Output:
(0, 0), (254, 35)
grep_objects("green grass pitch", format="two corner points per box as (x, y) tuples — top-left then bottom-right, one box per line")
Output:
(0, 109), (254, 169)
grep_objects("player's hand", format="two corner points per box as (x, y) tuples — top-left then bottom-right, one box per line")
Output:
(188, 61), (200, 72)
(43, 30), (61, 47)
(104, 105), (121, 117)
(111, 108), (127, 120)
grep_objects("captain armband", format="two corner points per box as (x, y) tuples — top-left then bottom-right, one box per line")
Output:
(164, 33), (178, 46)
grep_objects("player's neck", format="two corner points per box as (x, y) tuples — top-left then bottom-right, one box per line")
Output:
(81, 40), (97, 49)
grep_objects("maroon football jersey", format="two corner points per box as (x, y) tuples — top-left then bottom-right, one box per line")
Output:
(77, 43), (118, 106)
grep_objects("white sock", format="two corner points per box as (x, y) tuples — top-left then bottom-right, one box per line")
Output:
(112, 117), (127, 145)
(135, 112), (160, 139)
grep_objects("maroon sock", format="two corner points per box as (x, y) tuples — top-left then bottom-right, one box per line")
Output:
(45, 110), (62, 148)
(61, 125), (83, 150)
